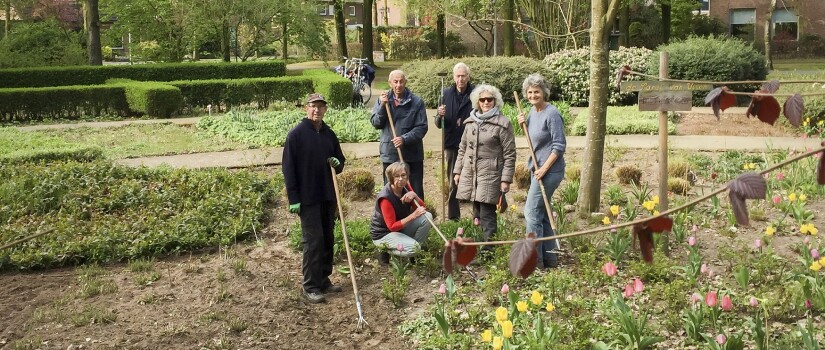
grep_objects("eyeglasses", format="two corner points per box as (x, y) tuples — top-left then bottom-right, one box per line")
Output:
(478, 97), (495, 103)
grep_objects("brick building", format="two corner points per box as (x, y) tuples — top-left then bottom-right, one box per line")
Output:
(709, 0), (825, 44)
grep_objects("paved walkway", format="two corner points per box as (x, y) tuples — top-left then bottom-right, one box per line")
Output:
(15, 107), (821, 169)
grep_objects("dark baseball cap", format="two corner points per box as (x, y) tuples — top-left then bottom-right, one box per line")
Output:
(306, 93), (327, 104)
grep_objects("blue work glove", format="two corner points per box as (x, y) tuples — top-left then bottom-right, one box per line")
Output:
(288, 203), (301, 214)
(327, 157), (341, 168)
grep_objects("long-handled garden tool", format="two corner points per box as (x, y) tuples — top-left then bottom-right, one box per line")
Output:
(329, 164), (368, 329)
(513, 91), (562, 248)
(437, 72), (448, 223)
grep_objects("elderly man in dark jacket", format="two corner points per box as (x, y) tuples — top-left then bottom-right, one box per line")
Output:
(371, 70), (429, 200)
(435, 62), (474, 221)
(283, 93), (346, 304)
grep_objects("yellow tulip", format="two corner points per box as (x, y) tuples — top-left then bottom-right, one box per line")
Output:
(653, 210), (660, 216)
(481, 329), (492, 343)
(819, 257), (825, 267)
(642, 200), (655, 212)
(602, 216), (611, 225)
(492, 336), (503, 350)
(530, 290), (544, 306)
(652, 195), (660, 205)
(610, 205), (620, 216)
(765, 226), (776, 236)
(545, 302), (555, 312)
(501, 320), (513, 338)
(801, 224), (810, 235)
(800, 194), (807, 201)
(516, 300), (528, 313)
(811, 261), (822, 272)
(495, 306), (508, 323)
(818, 120), (824, 126)
(789, 193), (797, 202)
(811, 225), (819, 236)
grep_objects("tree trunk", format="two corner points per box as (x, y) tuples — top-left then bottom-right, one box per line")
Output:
(221, 22), (231, 62)
(619, 3), (629, 47)
(281, 21), (288, 60)
(334, 0), (348, 58)
(436, 13), (445, 58)
(764, 0), (776, 70)
(502, 0), (515, 56)
(85, 0), (102, 65)
(363, 0), (375, 65)
(661, 2), (671, 44)
(4, 0), (11, 39)
(577, 0), (621, 215)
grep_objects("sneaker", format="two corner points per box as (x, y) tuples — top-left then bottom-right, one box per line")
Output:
(303, 291), (326, 303)
(323, 284), (343, 293)
(378, 252), (390, 265)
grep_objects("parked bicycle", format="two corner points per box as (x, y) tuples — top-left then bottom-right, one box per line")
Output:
(336, 57), (374, 108)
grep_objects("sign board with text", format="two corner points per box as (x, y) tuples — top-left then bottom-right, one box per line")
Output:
(621, 81), (713, 112)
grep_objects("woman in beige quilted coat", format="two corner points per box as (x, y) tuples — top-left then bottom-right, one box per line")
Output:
(453, 84), (517, 245)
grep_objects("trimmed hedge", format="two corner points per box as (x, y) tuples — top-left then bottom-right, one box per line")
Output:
(569, 106), (676, 136)
(0, 85), (129, 122)
(401, 57), (554, 107)
(0, 128), (104, 164)
(543, 46), (654, 107)
(0, 60), (287, 88)
(168, 76), (314, 110)
(123, 82), (183, 118)
(302, 69), (353, 108)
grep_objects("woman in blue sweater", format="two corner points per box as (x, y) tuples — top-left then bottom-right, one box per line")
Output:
(517, 73), (566, 269)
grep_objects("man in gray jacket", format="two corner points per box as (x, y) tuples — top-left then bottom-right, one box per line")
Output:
(371, 70), (429, 200)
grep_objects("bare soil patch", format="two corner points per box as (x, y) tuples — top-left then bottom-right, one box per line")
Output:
(675, 111), (798, 137)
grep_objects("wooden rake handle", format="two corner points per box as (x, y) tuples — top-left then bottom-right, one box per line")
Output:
(513, 91), (557, 231)
(329, 165), (366, 321)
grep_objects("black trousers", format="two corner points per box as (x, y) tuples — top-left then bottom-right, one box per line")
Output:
(299, 201), (336, 293)
(445, 147), (460, 220)
(383, 161), (424, 201)
(473, 201), (498, 242)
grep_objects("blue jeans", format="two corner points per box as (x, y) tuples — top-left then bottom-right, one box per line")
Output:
(372, 213), (432, 257)
(524, 171), (564, 267)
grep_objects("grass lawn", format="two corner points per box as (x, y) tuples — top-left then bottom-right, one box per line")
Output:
(35, 123), (251, 159)
(772, 58), (825, 71)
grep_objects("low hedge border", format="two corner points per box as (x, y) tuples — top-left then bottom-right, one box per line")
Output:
(0, 60), (287, 89)
(167, 76), (314, 110)
(122, 82), (183, 118)
(302, 69), (353, 108)
(0, 85), (129, 123)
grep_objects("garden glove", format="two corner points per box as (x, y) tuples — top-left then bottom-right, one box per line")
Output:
(289, 203), (301, 214)
(327, 157), (341, 168)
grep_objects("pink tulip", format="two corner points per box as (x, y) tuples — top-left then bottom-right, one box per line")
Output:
(623, 284), (634, 298)
(772, 195), (781, 204)
(473, 217), (480, 226)
(690, 293), (702, 304)
(776, 172), (785, 180)
(552, 211), (558, 219)
(602, 261), (618, 277)
(706, 291), (718, 307)
(716, 334), (727, 344)
(754, 239), (762, 249)
(763, 173), (770, 179)
(700, 263), (708, 274)
(691, 224), (698, 232)
(437, 283), (446, 294)
(721, 295), (733, 311)
(633, 278), (645, 293)
(805, 237), (811, 245)
(806, 299), (813, 309)
(688, 236), (696, 246)
(397, 244), (405, 252)
(456, 227), (464, 236)
(813, 249), (820, 260)
(500, 283), (509, 295)
(750, 297), (759, 307)
(707, 269), (715, 278)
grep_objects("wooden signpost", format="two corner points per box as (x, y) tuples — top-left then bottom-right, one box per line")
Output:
(619, 52), (711, 256)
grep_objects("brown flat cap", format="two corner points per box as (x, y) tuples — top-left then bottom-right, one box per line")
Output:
(306, 93), (327, 104)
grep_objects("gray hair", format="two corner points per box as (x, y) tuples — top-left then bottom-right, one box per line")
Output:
(469, 84), (504, 111)
(521, 73), (551, 101)
(385, 162), (409, 183)
(453, 62), (470, 77)
(388, 70), (407, 81)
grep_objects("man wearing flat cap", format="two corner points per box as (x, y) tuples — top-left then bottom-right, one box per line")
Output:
(283, 93), (346, 303)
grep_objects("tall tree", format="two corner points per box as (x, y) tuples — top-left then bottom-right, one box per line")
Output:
(362, 0), (374, 65)
(4, 0), (10, 39)
(84, 0), (102, 65)
(334, 0), (347, 58)
(660, 1), (670, 43)
(576, 0), (622, 215)
(502, 0), (514, 56)
(435, 13), (445, 58)
(764, 0), (777, 70)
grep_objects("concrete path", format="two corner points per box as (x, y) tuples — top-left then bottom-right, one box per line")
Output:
(14, 106), (821, 169)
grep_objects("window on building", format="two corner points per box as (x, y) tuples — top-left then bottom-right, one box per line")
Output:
(730, 9), (756, 41)
(699, 0), (709, 12)
(772, 8), (798, 40)
(329, 5), (334, 15)
(319, 6), (327, 15)
(349, 6), (356, 16)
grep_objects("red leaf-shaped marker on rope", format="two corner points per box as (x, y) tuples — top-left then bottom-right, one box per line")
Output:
(632, 224), (654, 263)
(509, 233), (538, 278)
(756, 96), (781, 125)
(615, 65), (631, 90)
(453, 237), (477, 266)
(704, 87), (723, 120)
(648, 216), (674, 232)
(784, 93), (804, 127)
(729, 172), (767, 199)
(761, 80), (780, 94)
(719, 88), (737, 111)
(729, 192), (750, 226)
(442, 241), (454, 274)
(818, 142), (825, 185)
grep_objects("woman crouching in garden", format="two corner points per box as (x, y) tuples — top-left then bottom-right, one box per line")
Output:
(453, 84), (517, 249)
(369, 162), (432, 264)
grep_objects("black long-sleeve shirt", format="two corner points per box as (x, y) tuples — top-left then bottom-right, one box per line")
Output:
(282, 118), (345, 206)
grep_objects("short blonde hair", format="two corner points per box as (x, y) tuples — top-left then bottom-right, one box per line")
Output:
(469, 84), (504, 111)
(385, 162), (409, 183)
